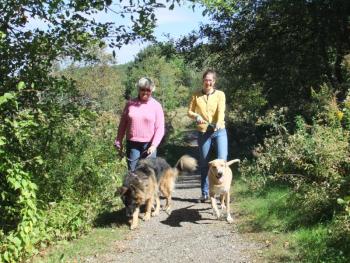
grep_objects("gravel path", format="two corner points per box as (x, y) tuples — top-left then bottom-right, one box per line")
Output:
(92, 174), (263, 263)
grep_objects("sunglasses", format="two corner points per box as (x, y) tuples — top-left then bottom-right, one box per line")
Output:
(140, 88), (151, 92)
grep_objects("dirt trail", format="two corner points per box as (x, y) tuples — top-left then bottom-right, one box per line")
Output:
(88, 174), (264, 263)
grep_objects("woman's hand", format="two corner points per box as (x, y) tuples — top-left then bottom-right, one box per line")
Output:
(147, 145), (156, 155)
(195, 115), (206, 124)
(114, 140), (123, 156)
(214, 123), (225, 131)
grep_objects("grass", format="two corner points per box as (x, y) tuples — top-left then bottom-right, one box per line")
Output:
(31, 205), (130, 263)
(232, 177), (350, 263)
(293, 225), (349, 263)
(32, 226), (128, 263)
(233, 178), (293, 230)
(232, 177), (299, 262)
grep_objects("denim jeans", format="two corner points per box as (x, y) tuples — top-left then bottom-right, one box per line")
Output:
(197, 128), (228, 197)
(126, 140), (157, 171)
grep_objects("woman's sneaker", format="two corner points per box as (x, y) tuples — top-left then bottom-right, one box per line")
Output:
(198, 194), (208, 203)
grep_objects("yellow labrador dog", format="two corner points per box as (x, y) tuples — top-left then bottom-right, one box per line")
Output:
(208, 159), (240, 223)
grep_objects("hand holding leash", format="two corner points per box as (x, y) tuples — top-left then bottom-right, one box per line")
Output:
(194, 114), (217, 129)
(114, 140), (124, 158)
(195, 114), (206, 124)
(147, 145), (156, 155)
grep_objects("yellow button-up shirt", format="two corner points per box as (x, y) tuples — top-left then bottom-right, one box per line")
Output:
(188, 89), (226, 132)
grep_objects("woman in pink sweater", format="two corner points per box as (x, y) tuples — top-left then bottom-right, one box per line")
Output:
(115, 77), (165, 171)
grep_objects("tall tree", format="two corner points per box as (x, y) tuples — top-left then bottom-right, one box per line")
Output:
(0, 1), (191, 261)
(187, 0), (350, 113)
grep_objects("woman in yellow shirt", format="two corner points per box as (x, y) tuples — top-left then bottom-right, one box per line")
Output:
(188, 69), (228, 202)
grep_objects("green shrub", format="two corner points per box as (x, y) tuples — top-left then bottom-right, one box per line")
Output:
(0, 87), (126, 262)
(242, 114), (349, 224)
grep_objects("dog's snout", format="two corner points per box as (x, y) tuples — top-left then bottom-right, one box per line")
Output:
(125, 206), (134, 217)
(218, 171), (223, 176)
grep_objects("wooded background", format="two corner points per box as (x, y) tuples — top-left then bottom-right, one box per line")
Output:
(1, 0), (350, 262)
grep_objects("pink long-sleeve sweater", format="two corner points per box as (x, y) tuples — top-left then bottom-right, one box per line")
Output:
(115, 97), (165, 147)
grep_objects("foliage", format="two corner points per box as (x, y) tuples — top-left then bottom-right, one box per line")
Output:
(294, 223), (349, 263)
(243, 114), (349, 219)
(176, 0), (350, 261)
(238, 98), (350, 261)
(339, 89), (350, 130)
(226, 83), (267, 123)
(0, 85), (125, 262)
(234, 172), (350, 262)
(58, 48), (126, 113)
(1, 0), (176, 261)
(123, 43), (200, 111)
(31, 227), (127, 263)
(184, 0), (350, 119)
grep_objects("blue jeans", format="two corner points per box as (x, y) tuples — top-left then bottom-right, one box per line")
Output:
(197, 128), (228, 197)
(126, 140), (157, 171)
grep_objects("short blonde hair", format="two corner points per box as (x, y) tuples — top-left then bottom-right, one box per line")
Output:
(136, 77), (156, 92)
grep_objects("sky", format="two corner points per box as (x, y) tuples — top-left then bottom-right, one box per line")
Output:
(111, 4), (209, 64)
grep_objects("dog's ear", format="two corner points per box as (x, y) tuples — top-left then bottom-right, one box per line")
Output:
(208, 159), (216, 165)
(226, 159), (240, 166)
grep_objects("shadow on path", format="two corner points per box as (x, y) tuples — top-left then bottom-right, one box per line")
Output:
(94, 208), (129, 228)
(160, 205), (212, 227)
(171, 196), (199, 203)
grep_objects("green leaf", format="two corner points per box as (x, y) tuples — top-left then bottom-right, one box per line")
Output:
(29, 181), (38, 190)
(21, 179), (28, 188)
(3, 251), (9, 262)
(26, 199), (36, 209)
(8, 177), (21, 190)
(337, 198), (345, 205)
(17, 81), (25, 90)
(0, 92), (15, 106)
(0, 136), (6, 146)
(34, 156), (44, 165)
(12, 236), (22, 246)
(0, 31), (6, 39)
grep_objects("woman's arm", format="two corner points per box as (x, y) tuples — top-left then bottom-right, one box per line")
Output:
(151, 103), (165, 147)
(188, 94), (199, 119)
(115, 102), (129, 146)
(216, 92), (226, 128)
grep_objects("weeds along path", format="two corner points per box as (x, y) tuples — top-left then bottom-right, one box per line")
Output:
(89, 174), (264, 263)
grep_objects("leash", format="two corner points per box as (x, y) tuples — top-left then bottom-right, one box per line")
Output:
(194, 114), (217, 129)
(195, 114), (215, 127)
(125, 150), (151, 162)
(207, 122), (215, 128)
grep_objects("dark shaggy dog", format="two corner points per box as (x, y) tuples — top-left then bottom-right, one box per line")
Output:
(119, 155), (197, 230)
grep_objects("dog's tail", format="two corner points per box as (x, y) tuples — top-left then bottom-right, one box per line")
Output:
(173, 155), (198, 176)
(227, 159), (240, 166)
